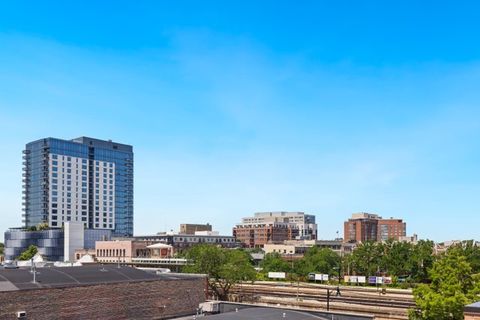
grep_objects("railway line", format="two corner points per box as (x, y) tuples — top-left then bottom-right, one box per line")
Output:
(226, 282), (415, 319)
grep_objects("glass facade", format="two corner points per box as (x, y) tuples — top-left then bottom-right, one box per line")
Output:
(23, 137), (133, 237)
(4, 229), (64, 261)
(4, 228), (113, 261)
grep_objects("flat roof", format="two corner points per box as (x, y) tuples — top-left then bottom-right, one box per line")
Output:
(465, 301), (480, 313)
(0, 265), (204, 291)
(203, 307), (331, 320)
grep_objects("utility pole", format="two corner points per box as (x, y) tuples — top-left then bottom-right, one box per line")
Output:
(326, 287), (341, 311)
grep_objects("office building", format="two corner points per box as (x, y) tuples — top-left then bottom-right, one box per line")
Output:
(343, 213), (406, 243)
(22, 137), (133, 236)
(238, 212), (317, 239)
(233, 211), (316, 248)
(233, 222), (300, 248)
(179, 223), (212, 235)
(129, 233), (240, 251)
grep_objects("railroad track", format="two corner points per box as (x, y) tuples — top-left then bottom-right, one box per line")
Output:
(225, 282), (415, 319)
(232, 286), (414, 308)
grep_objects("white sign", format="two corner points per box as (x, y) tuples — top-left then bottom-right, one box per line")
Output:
(268, 272), (286, 279)
(357, 276), (366, 283)
(313, 273), (329, 281)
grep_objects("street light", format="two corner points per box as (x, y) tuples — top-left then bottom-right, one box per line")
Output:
(326, 286), (341, 311)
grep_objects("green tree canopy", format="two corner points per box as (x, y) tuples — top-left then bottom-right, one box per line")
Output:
(0, 242), (4, 256)
(410, 240), (435, 283)
(349, 241), (383, 276)
(410, 248), (480, 320)
(18, 245), (38, 261)
(380, 240), (414, 276)
(294, 246), (340, 278)
(183, 245), (255, 300)
(260, 252), (291, 274)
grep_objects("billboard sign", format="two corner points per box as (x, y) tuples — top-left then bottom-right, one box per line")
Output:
(268, 272), (286, 279)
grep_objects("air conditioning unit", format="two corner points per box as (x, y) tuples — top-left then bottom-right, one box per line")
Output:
(199, 302), (220, 314)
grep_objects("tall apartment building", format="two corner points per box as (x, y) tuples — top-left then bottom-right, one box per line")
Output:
(343, 213), (406, 243)
(22, 137), (134, 236)
(233, 211), (316, 248)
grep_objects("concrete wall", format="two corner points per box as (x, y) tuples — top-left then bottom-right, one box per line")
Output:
(0, 278), (206, 320)
(64, 222), (84, 262)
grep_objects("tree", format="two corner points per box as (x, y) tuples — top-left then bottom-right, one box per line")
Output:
(36, 223), (49, 231)
(380, 240), (414, 277)
(452, 240), (480, 274)
(183, 245), (256, 300)
(294, 246), (340, 278)
(18, 245), (38, 261)
(409, 248), (480, 320)
(261, 252), (291, 274)
(410, 240), (435, 283)
(0, 242), (4, 256)
(349, 241), (383, 276)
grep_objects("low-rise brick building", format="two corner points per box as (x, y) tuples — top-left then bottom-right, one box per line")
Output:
(0, 265), (206, 320)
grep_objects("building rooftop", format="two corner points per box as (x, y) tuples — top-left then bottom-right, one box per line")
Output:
(201, 307), (341, 320)
(173, 304), (373, 320)
(0, 265), (203, 291)
(465, 301), (480, 312)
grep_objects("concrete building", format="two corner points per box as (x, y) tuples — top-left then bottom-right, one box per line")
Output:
(22, 137), (134, 236)
(0, 265), (206, 320)
(233, 211), (317, 248)
(180, 223), (212, 234)
(239, 212), (317, 239)
(343, 213), (406, 243)
(131, 233), (240, 251)
(263, 239), (352, 256)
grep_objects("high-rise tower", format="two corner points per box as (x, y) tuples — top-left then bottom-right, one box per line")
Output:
(22, 137), (133, 236)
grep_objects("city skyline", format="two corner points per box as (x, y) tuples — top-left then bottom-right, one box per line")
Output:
(2, 2), (480, 242)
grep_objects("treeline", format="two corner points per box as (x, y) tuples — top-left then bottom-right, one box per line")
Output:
(261, 239), (480, 285)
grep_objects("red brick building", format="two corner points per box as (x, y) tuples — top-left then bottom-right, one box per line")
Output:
(0, 265), (206, 320)
(233, 223), (300, 248)
(344, 213), (406, 243)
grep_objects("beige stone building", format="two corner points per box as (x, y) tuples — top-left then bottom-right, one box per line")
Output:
(95, 240), (173, 263)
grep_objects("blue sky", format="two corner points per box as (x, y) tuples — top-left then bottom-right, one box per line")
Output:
(1, 1), (480, 241)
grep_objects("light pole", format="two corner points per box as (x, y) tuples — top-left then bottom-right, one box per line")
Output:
(326, 265), (341, 311)
(326, 287), (341, 311)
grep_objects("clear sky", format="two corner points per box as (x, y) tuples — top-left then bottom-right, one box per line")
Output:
(1, 1), (480, 242)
